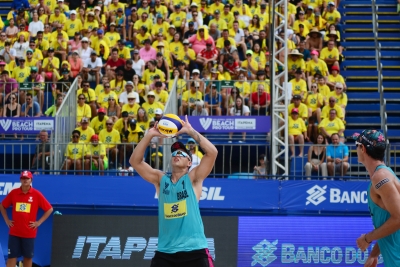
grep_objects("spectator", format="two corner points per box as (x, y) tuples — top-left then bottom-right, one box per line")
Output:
(180, 81), (202, 116)
(0, 70), (18, 105)
(13, 34), (29, 60)
(99, 118), (121, 166)
(116, 59), (137, 82)
(45, 94), (63, 117)
(119, 119), (144, 168)
(321, 96), (344, 120)
(328, 82), (347, 119)
(78, 37), (92, 61)
(234, 74), (251, 100)
(35, 31), (49, 58)
(320, 40), (339, 70)
(251, 71), (270, 94)
(28, 12), (44, 37)
(184, 21), (197, 39)
(323, 133), (349, 177)
(319, 108), (345, 143)
(121, 92), (141, 118)
(106, 95), (121, 122)
(139, 39), (157, 63)
(186, 137), (203, 172)
(205, 84), (222, 116)
(90, 108), (109, 134)
(288, 107), (309, 157)
(136, 107), (151, 131)
(253, 154), (267, 179)
(229, 96), (250, 143)
(196, 39), (218, 68)
(290, 68), (307, 99)
(317, 75), (331, 104)
(306, 28), (323, 52)
(0, 41), (16, 64)
(132, 50), (145, 78)
(31, 130), (51, 172)
(13, 57), (31, 85)
(84, 134), (108, 175)
(322, 2), (341, 30)
(249, 84), (270, 116)
(288, 49), (306, 78)
(304, 134), (328, 179)
(188, 25), (214, 54)
(119, 82), (139, 106)
(305, 82), (323, 141)
(191, 100), (208, 116)
(298, 39), (311, 61)
(105, 48), (126, 80)
(25, 46), (41, 69)
(152, 81), (169, 105)
(41, 48), (60, 83)
(116, 40), (131, 60)
(154, 108), (163, 122)
(241, 50), (259, 79)
(306, 50), (328, 90)
(288, 94), (309, 121)
(63, 130), (85, 174)
(24, 67), (45, 111)
(76, 93), (92, 123)
(75, 117), (95, 143)
(21, 93), (40, 117)
(77, 80), (97, 117)
(327, 65), (346, 90)
(142, 91), (164, 120)
(5, 20), (18, 43)
(110, 70), (127, 96)
(97, 82), (119, 109)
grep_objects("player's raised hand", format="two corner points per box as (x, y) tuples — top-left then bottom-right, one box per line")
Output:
(177, 115), (193, 135)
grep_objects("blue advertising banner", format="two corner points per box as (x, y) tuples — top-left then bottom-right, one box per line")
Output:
(180, 116), (271, 133)
(238, 216), (382, 267)
(280, 180), (370, 212)
(0, 175), (280, 211)
(0, 118), (54, 134)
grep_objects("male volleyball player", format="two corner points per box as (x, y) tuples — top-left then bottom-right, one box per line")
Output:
(130, 116), (217, 267)
(354, 130), (400, 267)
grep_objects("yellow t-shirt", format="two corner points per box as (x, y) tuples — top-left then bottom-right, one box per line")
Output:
(323, 10), (341, 25)
(234, 81), (251, 96)
(36, 39), (50, 52)
(64, 19), (83, 37)
(99, 128), (121, 149)
(136, 32), (152, 46)
(42, 57), (60, 72)
(77, 104), (92, 122)
(321, 104), (344, 119)
(252, 52), (267, 67)
(319, 47), (339, 62)
(169, 41), (184, 57)
(83, 20), (99, 32)
(108, 2), (125, 13)
(319, 117), (345, 135)
(152, 89), (169, 104)
(290, 78), (307, 97)
(97, 91), (119, 108)
(288, 57), (306, 72)
(231, 5), (252, 16)
(151, 21), (170, 37)
(126, 125), (144, 143)
(318, 84), (331, 98)
(216, 37), (236, 49)
(90, 116), (109, 134)
(305, 92), (324, 112)
(288, 117), (306, 136)
(288, 103), (308, 119)
(25, 59), (38, 68)
(306, 59), (329, 76)
(182, 90), (203, 105)
(32, 49), (43, 61)
(169, 11), (187, 28)
(118, 47), (131, 59)
(141, 102), (165, 119)
(85, 142), (108, 161)
(65, 142), (86, 159)
(39, 14), (48, 25)
(208, 18), (228, 31)
(75, 126), (95, 143)
(241, 58), (259, 72)
(221, 12), (234, 26)
(49, 14), (67, 26)
(122, 103), (141, 117)
(104, 32), (120, 47)
(12, 66), (31, 83)
(142, 69), (165, 85)
(208, 3), (225, 14)
(137, 121), (151, 132)
(109, 80), (126, 96)
(77, 88), (97, 103)
(327, 91), (348, 107)
(52, 40), (68, 52)
(328, 74), (345, 85)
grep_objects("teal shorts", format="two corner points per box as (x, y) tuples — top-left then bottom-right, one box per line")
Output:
(91, 159), (108, 170)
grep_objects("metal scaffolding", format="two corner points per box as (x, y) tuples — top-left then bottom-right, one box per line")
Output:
(269, 0), (289, 177)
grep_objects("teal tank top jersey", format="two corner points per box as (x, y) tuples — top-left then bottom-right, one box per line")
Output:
(157, 173), (208, 253)
(367, 165), (400, 267)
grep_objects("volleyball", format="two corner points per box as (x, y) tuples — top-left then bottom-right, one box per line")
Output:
(157, 114), (183, 138)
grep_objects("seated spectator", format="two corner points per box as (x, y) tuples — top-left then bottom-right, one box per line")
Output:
(84, 134), (108, 175)
(328, 82), (347, 120)
(45, 94), (63, 117)
(321, 96), (344, 120)
(288, 50), (306, 79)
(319, 109), (345, 143)
(320, 40), (339, 70)
(139, 39), (157, 63)
(119, 81), (139, 106)
(205, 84), (222, 116)
(317, 75), (330, 104)
(226, 87), (241, 111)
(306, 50), (328, 91)
(106, 95), (121, 123)
(131, 50), (146, 78)
(290, 68), (307, 100)
(306, 28), (323, 52)
(304, 134), (328, 179)
(82, 51), (102, 85)
(21, 93), (41, 117)
(24, 67), (45, 111)
(31, 130), (51, 173)
(90, 108), (109, 134)
(94, 76), (109, 97)
(223, 56), (240, 79)
(119, 119), (144, 169)
(3, 92), (20, 139)
(191, 100), (208, 116)
(113, 111), (129, 135)
(327, 65), (346, 90)
(152, 81), (169, 105)
(105, 48), (126, 80)
(41, 48), (60, 83)
(249, 84), (270, 116)
(63, 130), (85, 175)
(142, 91), (165, 120)
(115, 59), (136, 82)
(75, 117), (95, 143)
(55, 68), (72, 97)
(0, 41), (16, 64)
(179, 81), (202, 116)
(253, 154), (267, 178)
(250, 71), (270, 94)
(135, 107), (150, 131)
(0, 70), (18, 105)
(241, 50), (259, 79)
(186, 137), (203, 172)
(99, 119), (121, 166)
(188, 25), (215, 54)
(76, 93), (92, 123)
(111, 70), (127, 97)
(97, 82), (119, 109)
(288, 94), (309, 121)
(288, 108), (309, 157)
(122, 92), (141, 119)
(234, 74), (251, 100)
(196, 39), (218, 68)
(154, 108), (163, 122)
(142, 60), (165, 86)
(305, 83), (323, 141)
(323, 133), (349, 177)
(228, 96), (250, 143)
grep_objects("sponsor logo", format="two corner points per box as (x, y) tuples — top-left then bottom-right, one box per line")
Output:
(235, 118), (256, 130)
(252, 239), (278, 267)
(16, 202), (31, 213)
(72, 236), (215, 260)
(200, 118), (212, 130)
(306, 185), (327, 206)
(0, 182), (20, 195)
(155, 187), (225, 201)
(0, 119), (12, 131)
(164, 200), (187, 219)
(34, 120), (54, 131)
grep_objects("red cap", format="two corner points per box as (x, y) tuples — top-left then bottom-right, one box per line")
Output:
(291, 108), (299, 114)
(98, 107), (106, 114)
(20, 170), (33, 179)
(206, 39), (213, 45)
(91, 134), (99, 141)
(311, 50), (319, 56)
(331, 65), (340, 72)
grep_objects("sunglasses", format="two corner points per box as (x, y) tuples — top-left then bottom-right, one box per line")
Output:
(172, 150), (190, 160)
(108, 98), (115, 101)
(0, 35), (5, 37)
(335, 87), (343, 90)
(83, 85), (89, 87)
(148, 95), (155, 98)
(106, 123), (113, 125)
(329, 100), (335, 102)
(72, 135), (80, 138)
(311, 86), (317, 88)
(330, 112), (336, 115)
(104, 85), (110, 88)
(128, 98), (135, 101)
(79, 97), (85, 100)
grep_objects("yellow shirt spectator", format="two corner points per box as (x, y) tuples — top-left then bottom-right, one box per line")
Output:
(305, 92), (324, 112)
(319, 117), (345, 135)
(90, 116), (109, 134)
(104, 31), (120, 47)
(12, 66), (31, 83)
(241, 58), (259, 72)
(323, 10), (341, 25)
(208, 18), (228, 31)
(77, 88), (97, 103)
(75, 126), (95, 143)
(97, 91), (119, 108)
(126, 124), (144, 143)
(142, 69), (165, 85)
(251, 80), (270, 93)
(77, 104), (92, 121)
(234, 81), (251, 96)
(306, 59), (328, 76)
(142, 101), (165, 119)
(153, 89), (169, 104)
(169, 11), (187, 28)
(85, 142), (108, 161)
(65, 142), (86, 159)
(321, 104), (344, 119)
(83, 20), (99, 32)
(49, 13), (67, 26)
(328, 74), (345, 85)
(288, 56), (306, 72)
(288, 102), (308, 119)
(118, 47), (131, 59)
(122, 103), (141, 117)
(320, 47), (339, 62)
(134, 19), (153, 31)
(216, 37), (236, 49)
(99, 128), (121, 149)
(36, 39), (49, 52)
(64, 19), (83, 38)
(290, 78), (307, 97)
(328, 91), (348, 107)
(42, 57), (60, 72)
(288, 116), (307, 136)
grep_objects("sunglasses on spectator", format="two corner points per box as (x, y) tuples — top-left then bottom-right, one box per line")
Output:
(83, 84), (90, 87)
(311, 86), (317, 88)
(329, 100), (335, 102)
(10, 97), (15, 100)
(330, 112), (336, 114)
(106, 123), (113, 125)
(104, 85), (110, 88)
(108, 98), (115, 101)
(128, 98), (135, 101)
(72, 135), (80, 138)
(0, 35), (5, 37)
(79, 97), (85, 100)
(335, 87), (343, 90)
(148, 95), (155, 98)
(172, 150), (191, 160)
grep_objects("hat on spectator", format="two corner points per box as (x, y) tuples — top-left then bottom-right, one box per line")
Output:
(310, 50), (319, 56)
(20, 170), (33, 179)
(30, 66), (38, 72)
(0, 62), (6, 66)
(157, 42), (165, 47)
(156, 13), (163, 19)
(188, 21), (194, 26)
(70, 10), (77, 15)
(144, 39), (151, 44)
(72, 50), (79, 55)
(91, 134), (99, 141)
(127, 92), (136, 98)
(81, 117), (90, 123)
(195, 100), (204, 106)
(98, 107), (106, 114)
(315, 12), (321, 16)
(214, 9), (220, 14)
(121, 111), (129, 117)
(256, 70), (266, 76)
(233, 11), (239, 15)
(307, 5), (314, 9)
(117, 7), (123, 12)
(295, 68), (302, 74)
(299, 10), (305, 14)
(133, 49), (139, 54)
(58, 0), (63, 2)
(171, 142), (192, 160)
(110, 22), (116, 27)
(94, 6), (101, 11)
(156, 52), (163, 57)
(147, 91), (156, 96)
(90, 51), (97, 55)
(60, 68), (69, 74)
(328, 1), (335, 6)
(352, 129), (387, 153)
(331, 65), (340, 72)
(206, 39), (213, 45)
(88, 11), (95, 16)
(210, 68), (218, 73)
(81, 37), (89, 42)
(169, 25), (176, 29)
(155, 108), (163, 115)
(293, 95), (302, 100)
(265, 61), (270, 66)
(246, 50), (253, 55)
(260, 4), (266, 8)
(26, 48), (33, 53)
(291, 108), (299, 114)
(18, 57), (25, 61)
(289, 49), (304, 57)
(97, 29), (104, 34)
(308, 28), (322, 37)
(174, 4), (181, 8)
(190, 2), (198, 6)
(183, 39), (190, 44)
(126, 81), (134, 86)
(129, 119), (137, 125)
(187, 138), (196, 144)
(327, 30), (339, 39)
(192, 69), (200, 74)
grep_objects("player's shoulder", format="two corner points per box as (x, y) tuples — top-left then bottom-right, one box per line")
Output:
(371, 166), (397, 186)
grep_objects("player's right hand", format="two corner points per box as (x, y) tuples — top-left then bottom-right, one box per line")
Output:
(6, 219), (13, 228)
(364, 256), (378, 267)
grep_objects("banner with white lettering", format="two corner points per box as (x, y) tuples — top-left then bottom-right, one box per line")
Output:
(180, 116), (271, 133)
(280, 181), (370, 212)
(0, 118), (54, 134)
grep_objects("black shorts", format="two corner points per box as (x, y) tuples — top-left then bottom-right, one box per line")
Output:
(150, 248), (214, 267)
(8, 235), (35, 259)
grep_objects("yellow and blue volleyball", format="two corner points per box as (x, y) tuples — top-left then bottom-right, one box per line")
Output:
(157, 114), (183, 138)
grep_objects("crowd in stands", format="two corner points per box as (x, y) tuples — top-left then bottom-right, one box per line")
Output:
(3, 0), (351, 176)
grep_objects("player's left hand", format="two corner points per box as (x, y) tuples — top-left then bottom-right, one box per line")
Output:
(356, 234), (370, 251)
(177, 115), (192, 135)
(29, 221), (41, 229)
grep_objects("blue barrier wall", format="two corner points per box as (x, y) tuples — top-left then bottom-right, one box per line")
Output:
(0, 175), (372, 266)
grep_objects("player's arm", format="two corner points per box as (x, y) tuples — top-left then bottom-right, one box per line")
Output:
(366, 171), (400, 242)
(179, 116), (218, 182)
(129, 125), (164, 185)
(0, 201), (13, 227)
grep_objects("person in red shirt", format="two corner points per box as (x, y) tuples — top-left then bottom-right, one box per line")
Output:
(0, 171), (53, 267)
(249, 84), (270, 115)
(105, 48), (126, 80)
(196, 39), (218, 67)
(223, 56), (239, 79)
